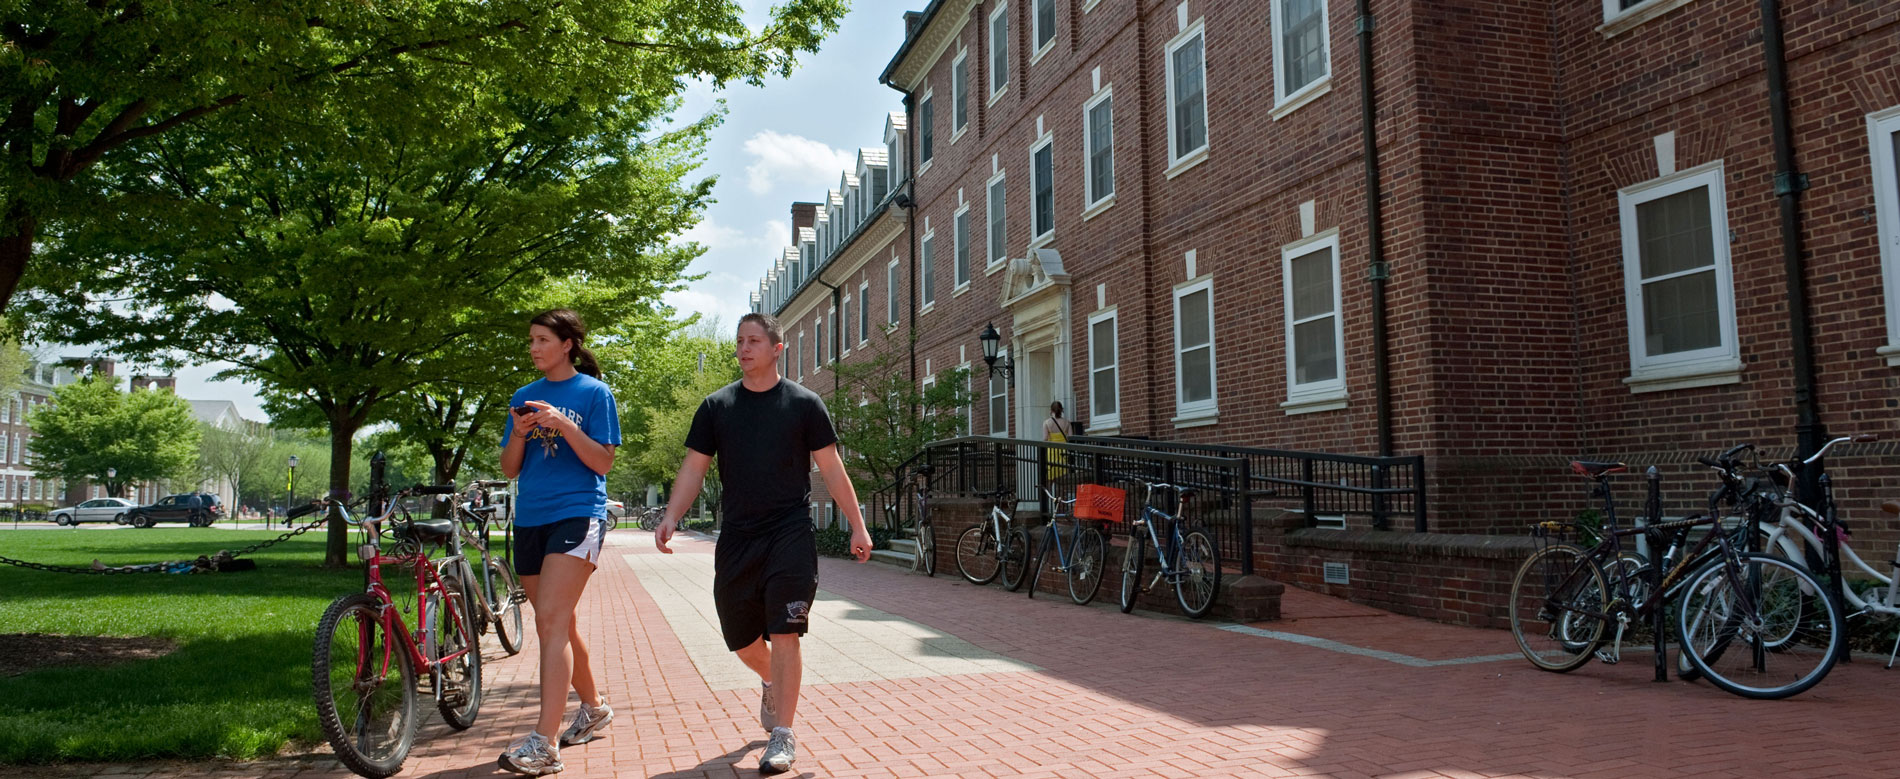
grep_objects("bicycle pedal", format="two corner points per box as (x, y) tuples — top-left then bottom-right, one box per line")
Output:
(510, 591), (528, 605)
(1594, 650), (1619, 665)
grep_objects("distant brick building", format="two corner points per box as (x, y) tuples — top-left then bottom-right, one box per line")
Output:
(756, 0), (1900, 556)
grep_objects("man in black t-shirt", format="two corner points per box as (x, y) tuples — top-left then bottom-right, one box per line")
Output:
(655, 312), (871, 776)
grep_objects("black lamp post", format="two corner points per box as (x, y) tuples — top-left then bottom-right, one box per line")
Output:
(979, 322), (1013, 384)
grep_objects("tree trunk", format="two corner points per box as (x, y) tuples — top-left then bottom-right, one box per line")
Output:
(0, 204), (36, 317)
(324, 415), (361, 567)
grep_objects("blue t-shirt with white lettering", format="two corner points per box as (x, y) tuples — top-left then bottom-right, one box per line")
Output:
(500, 373), (621, 527)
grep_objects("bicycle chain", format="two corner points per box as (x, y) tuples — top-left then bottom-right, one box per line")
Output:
(0, 514), (334, 575)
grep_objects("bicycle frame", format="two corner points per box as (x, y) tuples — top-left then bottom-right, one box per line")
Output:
(1133, 504), (1188, 582)
(1034, 489), (1078, 569)
(338, 499), (477, 698)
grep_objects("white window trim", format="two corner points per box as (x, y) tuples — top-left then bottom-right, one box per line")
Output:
(950, 48), (971, 143)
(1281, 230), (1348, 414)
(1087, 307), (1121, 432)
(858, 280), (872, 346)
(1029, 133), (1056, 247)
(1083, 86), (1116, 216)
(986, 170), (1008, 267)
(920, 229), (938, 314)
(1164, 20), (1211, 178)
(961, 362), (975, 436)
(1031, 0), (1058, 64)
(814, 314), (826, 370)
(989, 3), (1011, 102)
(1083, 0), (1102, 10)
(839, 294), (852, 357)
(954, 202), (973, 291)
(887, 258), (901, 325)
(795, 330), (805, 380)
(1172, 275), (1218, 424)
(918, 88), (936, 175)
(1269, 0), (1332, 118)
(1618, 160), (1741, 393)
(987, 349), (1011, 436)
(1599, 0), (1697, 38)
(1873, 107), (1900, 366)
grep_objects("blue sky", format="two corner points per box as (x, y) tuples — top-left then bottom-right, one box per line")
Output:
(173, 3), (911, 421)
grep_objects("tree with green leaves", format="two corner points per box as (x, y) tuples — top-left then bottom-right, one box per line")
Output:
(196, 420), (271, 512)
(28, 377), (199, 498)
(629, 341), (739, 521)
(0, 333), (28, 398)
(1, 0), (849, 315)
(826, 332), (971, 497)
(603, 317), (731, 494)
(23, 87), (718, 565)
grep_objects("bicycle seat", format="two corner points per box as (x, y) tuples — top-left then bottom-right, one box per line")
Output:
(400, 519), (456, 543)
(1570, 461), (1628, 477)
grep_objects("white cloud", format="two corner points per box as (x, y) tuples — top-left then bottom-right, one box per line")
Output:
(742, 131), (856, 195)
(679, 216), (789, 256)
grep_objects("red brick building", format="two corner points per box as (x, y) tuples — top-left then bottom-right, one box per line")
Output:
(757, 0), (1900, 561)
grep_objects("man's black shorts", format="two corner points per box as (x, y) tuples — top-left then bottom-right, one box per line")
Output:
(712, 520), (818, 651)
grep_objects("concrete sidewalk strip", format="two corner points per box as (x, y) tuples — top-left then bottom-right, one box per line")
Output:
(623, 550), (1038, 691)
(1218, 624), (1526, 667)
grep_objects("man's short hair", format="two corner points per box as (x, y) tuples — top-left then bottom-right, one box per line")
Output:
(738, 312), (784, 345)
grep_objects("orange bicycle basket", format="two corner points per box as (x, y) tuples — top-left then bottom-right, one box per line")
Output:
(1073, 484), (1126, 522)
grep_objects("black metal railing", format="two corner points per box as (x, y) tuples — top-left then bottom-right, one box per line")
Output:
(1072, 436), (1428, 532)
(901, 436), (1256, 576)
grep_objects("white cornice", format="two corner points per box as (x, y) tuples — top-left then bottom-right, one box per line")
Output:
(890, 0), (980, 91)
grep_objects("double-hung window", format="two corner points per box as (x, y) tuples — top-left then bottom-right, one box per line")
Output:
(1165, 23), (1209, 173)
(858, 281), (871, 345)
(987, 172), (1007, 265)
(919, 92), (936, 167)
(954, 205), (972, 288)
(952, 51), (970, 138)
(1031, 137), (1054, 243)
(1272, 0), (1330, 111)
(1088, 310), (1119, 431)
(920, 231), (937, 308)
(989, 4), (1010, 97)
(1283, 233), (1346, 412)
(988, 355), (1010, 435)
(1084, 89), (1115, 212)
(1033, 0), (1057, 57)
(1618, 162), (1739, 391)
(1872, 107), (1900, 364)
(887, 259), (901, 324)
(1173, 277), (1217, 421)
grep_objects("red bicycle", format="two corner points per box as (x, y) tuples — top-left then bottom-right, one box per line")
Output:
(300, 485), (484, 778)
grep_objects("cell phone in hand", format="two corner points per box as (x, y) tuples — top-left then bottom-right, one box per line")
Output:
(512, 405), (533, 416)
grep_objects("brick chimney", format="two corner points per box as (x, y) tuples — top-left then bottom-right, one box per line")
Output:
(790, 202), (820, 233)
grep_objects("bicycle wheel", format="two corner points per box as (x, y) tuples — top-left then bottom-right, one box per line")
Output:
(486, 558), (525, 656)
(312, 593), (416, 779)
(956, 524), (1001, 584)
(1677, 553), (1842, 700)
(1508, 543), (1609, 672)
(1174, 530), (1221, 618)
(999, 528), (1031, 592)
(911, 495), (937, 577)
(1118, 534), (1146, 614)
(431, 572), (483, 729)
(1025, 527), (1050, 599)
(1068, 527), (1107, 605)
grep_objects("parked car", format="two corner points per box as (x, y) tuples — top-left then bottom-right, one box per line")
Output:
(125, 493), (222, 528)
(605, 499), (628, 520)
(50, 497), (138, 526)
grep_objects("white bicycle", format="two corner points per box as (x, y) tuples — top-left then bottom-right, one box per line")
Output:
(1747, 434), (1900, 667)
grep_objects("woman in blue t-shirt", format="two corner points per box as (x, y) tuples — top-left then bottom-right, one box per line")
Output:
(497, 309), (622, 776)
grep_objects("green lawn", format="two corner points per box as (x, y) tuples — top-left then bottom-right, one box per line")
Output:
(0, 529), (364, 763)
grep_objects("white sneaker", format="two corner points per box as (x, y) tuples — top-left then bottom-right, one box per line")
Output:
(760, 681), (777, 732)
(498, 731), (563, 776)
(760, 726), (796, 775)
(559, 699), (614, 746)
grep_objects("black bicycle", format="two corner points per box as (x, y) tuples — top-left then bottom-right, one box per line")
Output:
(1017, 487), (1107, 604)
(1508, 448), (1843, 700)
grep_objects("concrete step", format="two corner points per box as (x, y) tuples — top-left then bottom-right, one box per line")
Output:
(869, 548), (916, 569)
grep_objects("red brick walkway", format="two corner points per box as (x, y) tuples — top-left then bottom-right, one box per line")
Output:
(49, 532), (1900, 778)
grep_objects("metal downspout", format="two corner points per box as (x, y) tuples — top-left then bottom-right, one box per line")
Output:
(1759, 0), (1825, 498)
(1358, 0), (1393, 460)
